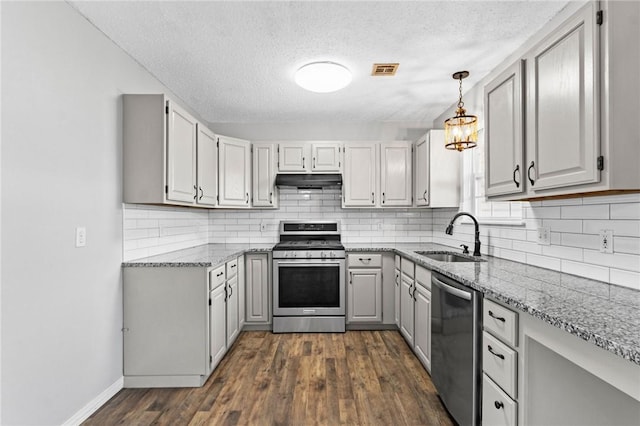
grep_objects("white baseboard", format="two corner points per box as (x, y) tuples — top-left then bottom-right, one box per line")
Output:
(62, 376), (124, 426)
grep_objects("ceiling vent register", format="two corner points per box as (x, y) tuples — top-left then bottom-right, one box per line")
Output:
(371, 63), (399, 76)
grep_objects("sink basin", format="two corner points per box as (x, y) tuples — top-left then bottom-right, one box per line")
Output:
(415, 251), (484, 262)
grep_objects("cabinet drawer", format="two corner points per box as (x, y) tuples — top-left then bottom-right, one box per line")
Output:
(484, 299), (518, 346)
(209, 265), (226, 290)
(401, 257), (415, 279)
(483, 331), (518, 399)
(226, 258), (238, 278)
(394, 254), (400, 270)
(415, 265), (431, 290)
(483, 374), (518, 426)
(348, 253), (382, 268)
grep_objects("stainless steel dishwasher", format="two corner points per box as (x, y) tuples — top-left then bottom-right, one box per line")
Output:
(431, 271), (482, 426)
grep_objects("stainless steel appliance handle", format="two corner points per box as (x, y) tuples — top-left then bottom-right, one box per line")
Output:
(275, 260), (343, 267)
(432, 277), (472, 301)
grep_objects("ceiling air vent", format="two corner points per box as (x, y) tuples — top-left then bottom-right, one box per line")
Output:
(371, 63), (399, 76)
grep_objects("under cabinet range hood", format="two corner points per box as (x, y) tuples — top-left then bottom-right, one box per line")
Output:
(275, 173), (342, 189)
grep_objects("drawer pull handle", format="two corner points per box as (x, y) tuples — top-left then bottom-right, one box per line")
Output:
(216, 272), (224, 277)
(488, 310), (506, 322)
(488, 345), (505, 360)
(494, 401), (504, 410)
(230, 264), (236, 268)
(358, 257), (372, 263)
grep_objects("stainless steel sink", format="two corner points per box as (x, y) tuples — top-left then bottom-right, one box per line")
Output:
(415, 251), (484, 262)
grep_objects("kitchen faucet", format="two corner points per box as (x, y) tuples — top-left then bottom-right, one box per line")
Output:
(445, 212), (481, 257)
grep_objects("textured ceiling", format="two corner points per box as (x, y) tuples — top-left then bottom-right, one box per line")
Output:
(69, 1), (569, 124)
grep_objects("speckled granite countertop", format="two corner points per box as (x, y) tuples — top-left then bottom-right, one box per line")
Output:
(121, 244), (270, 268)
(123, 243), (640, 365)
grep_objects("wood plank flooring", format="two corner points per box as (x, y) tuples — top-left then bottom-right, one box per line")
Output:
(84, 330), (454, 426)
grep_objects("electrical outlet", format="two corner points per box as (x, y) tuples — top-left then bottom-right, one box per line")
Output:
(260, 222), (267, 232)
(75, 227), (86, 247)
(599, 229), (613, 254)
(537, 226), (550, 245)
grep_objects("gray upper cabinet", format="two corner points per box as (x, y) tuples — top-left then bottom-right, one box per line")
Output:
(166, 101), (198, 203)
(485, 61), (525, 198)
(311, 142), (342, 172)
(252, 143), (278, 208)
(525, 2), (599, 192)
(196, 124), (218, 207)
(413, 130), (460, 207)
(123, 94), (217, 208)
(380, 141), (413, 207)
(485, 1), (640, 200)
(343, 143), (377, 207)
(218, 135), (251, 208)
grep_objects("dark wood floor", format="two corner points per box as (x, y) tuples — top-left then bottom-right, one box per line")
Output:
(84, 330), (454, 425)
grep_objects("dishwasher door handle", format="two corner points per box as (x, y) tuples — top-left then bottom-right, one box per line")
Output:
(432, 277), (472, 301)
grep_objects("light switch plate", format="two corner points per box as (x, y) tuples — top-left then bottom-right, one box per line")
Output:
(75, 227), (86, 247)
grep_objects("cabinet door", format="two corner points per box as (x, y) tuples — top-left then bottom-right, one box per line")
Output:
(166, 101), (197, 203)
(381, 142), (412, 206)
(394, 268), (401, 327)
(414, 283), (431, 372)
(218, 135), (250, 207)
(427, 130), (460, 208)
(245, 254), (270, 323)
(237, 255), (245, 331)
(414, 136), (429, 206)
(347, 268), (382, 323)
(209, 283), (227, 371)
(312, 143), (342, 172)
(485, 61), (525, 197)
(343, 144), (377, 207)
(526, 2), (599, 191)
(226, 275), (240, 346)
(278, 143), (308, 172)
(196, 124), (218, 206)
(400, 274), (414, 346)
(252, 143), (277, 207)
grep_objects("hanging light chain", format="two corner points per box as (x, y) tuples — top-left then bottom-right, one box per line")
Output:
(457, 76), (465, 109)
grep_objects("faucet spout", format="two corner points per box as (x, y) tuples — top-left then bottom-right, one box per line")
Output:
(445, 212), (481, 256)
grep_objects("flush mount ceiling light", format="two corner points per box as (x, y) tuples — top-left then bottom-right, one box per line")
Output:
(295, 61), (352, 93)
(444, 71), (478, 151)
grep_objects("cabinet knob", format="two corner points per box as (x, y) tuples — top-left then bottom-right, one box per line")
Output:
(494, 401), (504, 410)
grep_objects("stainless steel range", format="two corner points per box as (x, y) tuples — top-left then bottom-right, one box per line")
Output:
(272, 221), (346, 333)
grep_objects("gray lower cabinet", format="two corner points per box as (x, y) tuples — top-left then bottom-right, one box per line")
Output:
(394, 255), (401, 327)
(245, 253), (271, 324)
(226, 258), (240, 347)
(347, 253), (383, 323)
(399, 257), (415, 346)
(413, 266), (432, 372)
(123, 266), (211, 388)
(209, 271), (227, 371)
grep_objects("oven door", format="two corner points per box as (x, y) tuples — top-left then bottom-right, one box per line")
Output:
(273, 258), (345, 316)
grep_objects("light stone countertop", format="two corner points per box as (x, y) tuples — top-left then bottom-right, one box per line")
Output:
(123, 242), (640, 365)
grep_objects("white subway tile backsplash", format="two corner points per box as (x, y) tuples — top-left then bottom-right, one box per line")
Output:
(583, 220), (640, 237)
(583, 250), (640, 272)
(526, 253), (562, 270)
(610, 203), (640, 220)
(123, 193), (640, 291)
(609, 269), (640, 290)
(614, 236), (640, 255)
(561, 204), (609, 219)
(561, 260), (609, 283)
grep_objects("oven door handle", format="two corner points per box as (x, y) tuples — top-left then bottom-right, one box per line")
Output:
(275, 261), (343, 267)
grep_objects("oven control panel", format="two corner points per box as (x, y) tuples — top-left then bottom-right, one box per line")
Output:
(272, 250), (345, 260)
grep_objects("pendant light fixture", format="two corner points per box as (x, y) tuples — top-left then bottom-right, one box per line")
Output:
(444, 71), (478, 151)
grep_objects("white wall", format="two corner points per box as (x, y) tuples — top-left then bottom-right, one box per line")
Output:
(0, 2), (203, 424)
